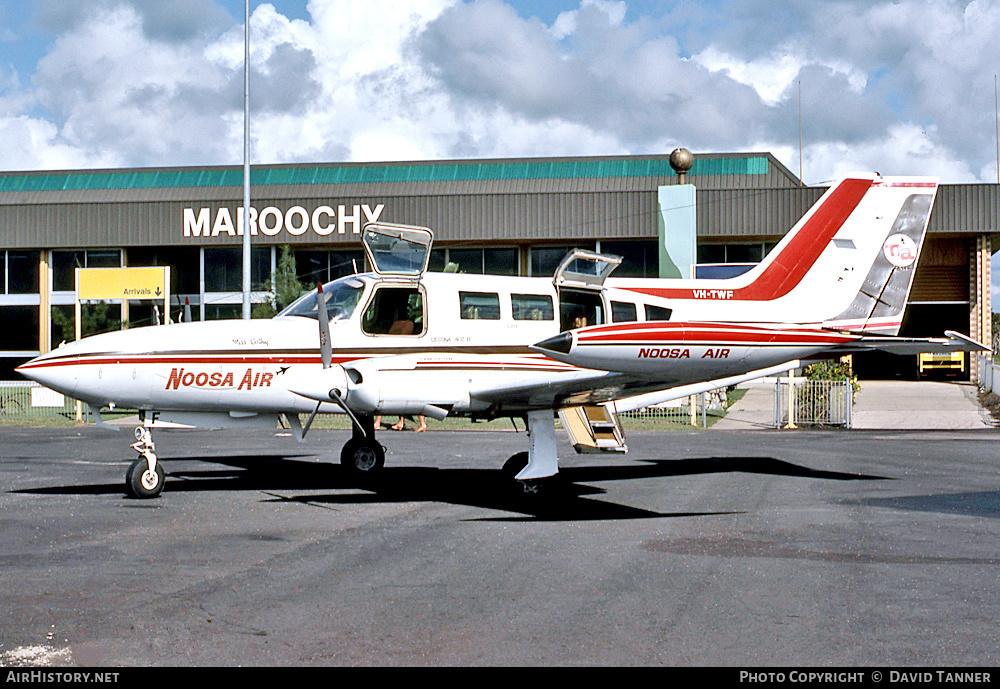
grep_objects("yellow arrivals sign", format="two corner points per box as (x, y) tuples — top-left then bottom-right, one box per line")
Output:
(73, 266), (172, 422)
(76, 267), (169, 301)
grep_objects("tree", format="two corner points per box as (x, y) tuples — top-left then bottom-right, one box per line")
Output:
(992, 312), (999, 361)
(51, 301), (121, 345)
(252, 245), (306, 318)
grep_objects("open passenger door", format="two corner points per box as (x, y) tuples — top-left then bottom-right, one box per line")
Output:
(552, 250), (622, 332)
(552, 250), (629, 453)
(552, 249), (622, 290)
(362, 222), (434, 276)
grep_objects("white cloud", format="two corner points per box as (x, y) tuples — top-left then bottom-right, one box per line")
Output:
(800, 123), (980, 186)
(0, 0), (995, 186)
(4, 0), (1000, 308)
(0, 115), (117, 170)
(692, 47), (868, 107)
(551, 0), (626, 39)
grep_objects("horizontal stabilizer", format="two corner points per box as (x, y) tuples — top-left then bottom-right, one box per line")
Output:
(835, 330), (989, 356)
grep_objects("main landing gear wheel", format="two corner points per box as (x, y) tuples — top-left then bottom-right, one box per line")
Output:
(125, 457), (165, 499)
(501, 452), (562, 497)
(502, 452), (529, 480)
(501, 451), (545, 496)
(341, 437), (385, 475)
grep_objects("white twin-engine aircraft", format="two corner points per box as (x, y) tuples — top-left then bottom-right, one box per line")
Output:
(17, 173), (985, 499)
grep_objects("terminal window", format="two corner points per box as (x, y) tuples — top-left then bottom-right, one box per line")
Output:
(4, 250), (39, 294)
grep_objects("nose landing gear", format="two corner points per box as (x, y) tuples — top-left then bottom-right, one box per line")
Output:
(125, 426), (164, 499)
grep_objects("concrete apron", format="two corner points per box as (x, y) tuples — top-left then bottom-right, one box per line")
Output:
(714, 379), (994, 430)
(852, 380), (992, 430)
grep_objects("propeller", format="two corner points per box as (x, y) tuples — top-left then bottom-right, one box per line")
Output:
(317, 282), (332, 369)
(297, 282), (367, 440)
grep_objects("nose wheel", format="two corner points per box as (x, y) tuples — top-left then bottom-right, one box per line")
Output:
(125, 426), (164, 499)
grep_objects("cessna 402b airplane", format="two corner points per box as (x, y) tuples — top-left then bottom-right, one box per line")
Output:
(16, 173), (985, 499)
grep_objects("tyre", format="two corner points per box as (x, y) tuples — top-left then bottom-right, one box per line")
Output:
(125, 458), (165, 499)
(341, 437), (385, 474)
(501, 451), (529, 479)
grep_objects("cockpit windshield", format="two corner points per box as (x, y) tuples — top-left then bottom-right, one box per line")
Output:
(276, 276), (365, 322)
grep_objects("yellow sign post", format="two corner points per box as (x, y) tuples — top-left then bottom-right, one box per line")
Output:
(74, 266), (171, 421)
(74, 266), (171, 339)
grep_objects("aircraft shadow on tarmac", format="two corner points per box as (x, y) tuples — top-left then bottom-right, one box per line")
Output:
(847, 491), (1000, 520)
(11, 452), (885, 522)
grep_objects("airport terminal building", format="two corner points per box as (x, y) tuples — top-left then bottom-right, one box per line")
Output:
(0, 152), (996, 379)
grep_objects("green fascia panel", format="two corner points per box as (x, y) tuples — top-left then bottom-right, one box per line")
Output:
(0, 156), (768, 193)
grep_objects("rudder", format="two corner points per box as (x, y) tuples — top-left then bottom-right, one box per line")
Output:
(823, 179), (938, 334)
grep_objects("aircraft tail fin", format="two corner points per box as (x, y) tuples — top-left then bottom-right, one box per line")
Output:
(613, 174), (938, 330)
(819, 177), (938, 335)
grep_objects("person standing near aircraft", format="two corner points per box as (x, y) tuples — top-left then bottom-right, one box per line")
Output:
(375, 415), (427, 432)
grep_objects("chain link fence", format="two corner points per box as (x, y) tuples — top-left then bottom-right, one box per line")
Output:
(0, 381), (78, 423)
(619, 388), (733, 427)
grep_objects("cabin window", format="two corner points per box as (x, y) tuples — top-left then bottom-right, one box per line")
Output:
(559, 289), (605, 331)
(511, 294), (554, 321)
(459, 292), (501, 320)
(611, 301), (637, 322)
(644, 304), (673, 321)
(363, 286), (424, 335)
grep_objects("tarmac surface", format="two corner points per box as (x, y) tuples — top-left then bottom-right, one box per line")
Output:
(1, 399), (999, 667)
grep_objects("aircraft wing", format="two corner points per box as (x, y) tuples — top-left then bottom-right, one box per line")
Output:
(527, 323), (991, 417)
(604, 331), (989, 414)
(467, 366), (640, 410)
(605, 360), (804, 414)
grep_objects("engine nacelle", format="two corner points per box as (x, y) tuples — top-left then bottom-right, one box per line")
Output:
(341, 357), (468, 418)
(284, 365), (351, 405)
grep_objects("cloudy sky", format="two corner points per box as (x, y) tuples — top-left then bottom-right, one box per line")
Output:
(1, 1), (999, 290)
(2, 0), (998, 182)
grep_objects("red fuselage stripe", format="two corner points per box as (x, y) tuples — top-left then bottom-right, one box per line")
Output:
(623, 178), (875, 302)
(575, 322), (857, 347)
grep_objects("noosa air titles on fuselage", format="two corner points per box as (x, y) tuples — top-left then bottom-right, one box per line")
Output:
(164, 367), (274, 391)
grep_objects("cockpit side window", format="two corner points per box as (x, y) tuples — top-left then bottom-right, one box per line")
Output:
(276, 277), (364, 322)
(363, 286), (424, 336)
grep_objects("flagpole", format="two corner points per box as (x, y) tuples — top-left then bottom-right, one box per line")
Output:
(241, 0), (252, 319)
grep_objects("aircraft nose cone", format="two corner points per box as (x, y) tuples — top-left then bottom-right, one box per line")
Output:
(533, 332), (574, 355)
(15, 352), (78, 398)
